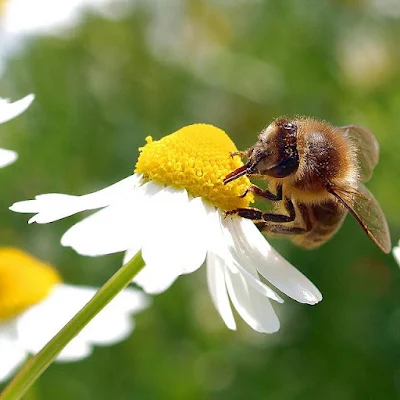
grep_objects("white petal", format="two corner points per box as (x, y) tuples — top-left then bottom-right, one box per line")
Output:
(226, 217), (322, 305)
(393, 246), (400, 266)
(0, 94), (34, 124)
(0, 148), (18, 168)
(0, 321), (27, 383)
(133, 262), (183, 295)
(81, 286), (149, 344)
(10, 174), (142, 224)
(61, 180), (159, 256)
(0, 337), (27, 383)
(141, 190), (208, 273)
(80, 315), (133, 346)
(100, 286), (150, 314)
(225, 267), (280, 333)
(227, 257), (284, 304)
(207, 207), (283, 303)
(123, 248), (138, 265)
(16, 283), (148, 360)
(137, 190), (208, 294)
(57, 340), (93, 362)
(60, 287), (149, 357)
(206, 252), (236, 330)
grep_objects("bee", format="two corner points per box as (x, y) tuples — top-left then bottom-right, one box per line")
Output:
(224, 117), (391, 253)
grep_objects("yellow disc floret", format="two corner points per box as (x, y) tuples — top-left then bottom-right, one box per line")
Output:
(135, 124), (253, 210)
(0, 248), (61, 322)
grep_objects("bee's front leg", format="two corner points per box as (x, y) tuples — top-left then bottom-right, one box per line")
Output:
(230, 150), (248, 159)
(240, 184), (282, 201)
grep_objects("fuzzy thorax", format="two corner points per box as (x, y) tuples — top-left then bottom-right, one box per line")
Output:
(135, 124), (254, 210)
(0, 248), (61, 322)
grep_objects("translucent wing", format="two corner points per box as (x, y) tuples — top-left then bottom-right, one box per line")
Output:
(340, 125), (379, 182)
(328, 182), (391, 253)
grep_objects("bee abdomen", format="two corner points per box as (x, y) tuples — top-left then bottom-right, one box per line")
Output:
(292, 201), (347, 249)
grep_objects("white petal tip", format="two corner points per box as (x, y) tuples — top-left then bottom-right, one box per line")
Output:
(267, 326), (280, 334)
(301, 290), (323, 305)
(226, 322), (237, 331)
(27, 216), (37, 224)
(25, 94), (35, 104)
(393, 246), (400, 265)
(60, 235), (70, 247)
(9, 200), (36, 213)
(0, 149), (18, 168)
(274, 295), (285, 304)
(0, 94), (35, 124)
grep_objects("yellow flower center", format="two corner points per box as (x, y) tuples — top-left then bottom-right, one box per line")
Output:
(135, 124), (253, 210)
(0, 248), (61, 322)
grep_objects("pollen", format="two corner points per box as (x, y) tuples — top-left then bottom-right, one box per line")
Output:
(135, 124), (253, 210)
(0, 248), (61, 322)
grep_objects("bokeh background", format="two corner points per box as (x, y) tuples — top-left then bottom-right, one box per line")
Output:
(1, 0), (400, 399)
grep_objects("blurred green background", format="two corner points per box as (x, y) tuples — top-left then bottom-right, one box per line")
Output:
(1, 0), (400, 399)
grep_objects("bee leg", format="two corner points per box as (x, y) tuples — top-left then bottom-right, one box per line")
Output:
(230, 150), (247, 159)
(261, 197), (295, 223)
(225, 196), (293, 222)
(297, 203), (312, 232)
(224, 207), (263, 220)
(257, 223), (307, 235)
(258, 202), (312, 235)
(240, 184), (282, 201)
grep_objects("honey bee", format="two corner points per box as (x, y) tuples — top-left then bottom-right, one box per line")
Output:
(224, 117), (391, 253)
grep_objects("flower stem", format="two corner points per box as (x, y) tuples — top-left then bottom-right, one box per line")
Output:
(0, 252), (145, 400)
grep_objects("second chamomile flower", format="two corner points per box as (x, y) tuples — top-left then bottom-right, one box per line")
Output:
(11, 124), (322, 333)
(0, 248), (149, 383)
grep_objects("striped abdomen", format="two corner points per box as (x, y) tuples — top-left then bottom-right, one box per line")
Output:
(292, 200), (347, 249)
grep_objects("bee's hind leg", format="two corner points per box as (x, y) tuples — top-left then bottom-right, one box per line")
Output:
(257, 223), (307, 235)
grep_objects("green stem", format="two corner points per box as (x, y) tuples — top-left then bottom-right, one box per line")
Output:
(0, 251), (145, 400)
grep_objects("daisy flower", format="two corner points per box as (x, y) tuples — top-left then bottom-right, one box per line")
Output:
(0, 247), (149, 383)
(0, 94), (34, 168)
(11, 124), (322, 333)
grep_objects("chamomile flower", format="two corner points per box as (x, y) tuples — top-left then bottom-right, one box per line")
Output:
(0, 94), (33, 167)
(11, 124), (322, 333)
(0, 248), (149, 383)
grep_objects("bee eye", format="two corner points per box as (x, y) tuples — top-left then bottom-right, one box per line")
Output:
(284, 122), (296, 132)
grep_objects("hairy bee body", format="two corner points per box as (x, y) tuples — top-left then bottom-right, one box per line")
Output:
(224, 117), (391, 253)
(270, 119), (355, 248)
(263, 118), (359, 203)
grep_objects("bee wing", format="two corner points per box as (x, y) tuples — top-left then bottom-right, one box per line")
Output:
(328, 182), (391, 253)
(340, 125), (379, 182)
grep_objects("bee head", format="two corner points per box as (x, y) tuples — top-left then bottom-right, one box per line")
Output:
(224, 119), (300, 184)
